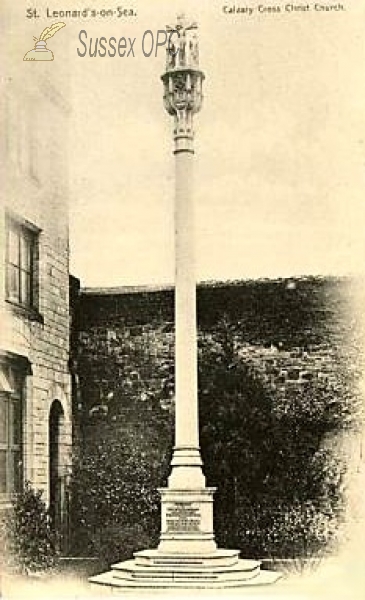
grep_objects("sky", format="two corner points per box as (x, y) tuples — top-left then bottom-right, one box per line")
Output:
(8, 1), (365, 286)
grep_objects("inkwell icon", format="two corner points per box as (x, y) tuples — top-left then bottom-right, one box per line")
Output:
(24, 22), (66, 61)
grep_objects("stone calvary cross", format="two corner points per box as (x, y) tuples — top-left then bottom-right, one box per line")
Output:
(90, 14), (282, 591)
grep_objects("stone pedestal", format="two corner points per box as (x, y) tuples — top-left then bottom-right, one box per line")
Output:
(90, 483), (281, 590)
(158, 488), (217, 554)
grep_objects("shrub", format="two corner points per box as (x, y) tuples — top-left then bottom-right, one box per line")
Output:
(69, 419), (171, 565)
(1, 481), (57, 575)
(70, 321), (174, 566)
(199, 322), (349, 560)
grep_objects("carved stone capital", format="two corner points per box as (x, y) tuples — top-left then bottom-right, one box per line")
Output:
(162, 15), (204, 152)
(162, 69), (204, 150)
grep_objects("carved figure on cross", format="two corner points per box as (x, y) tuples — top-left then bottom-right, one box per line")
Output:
(166, 13), (199, 70)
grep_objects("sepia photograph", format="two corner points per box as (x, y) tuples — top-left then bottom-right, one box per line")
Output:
(1, 1), (365, 598)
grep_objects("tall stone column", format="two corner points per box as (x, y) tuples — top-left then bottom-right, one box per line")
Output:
(157, 15), (217, 556)
(163, 15), (205, 491)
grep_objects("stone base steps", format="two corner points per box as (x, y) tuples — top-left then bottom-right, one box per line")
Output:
(89, 548), (281, 591)
(133, 548), (241, 568)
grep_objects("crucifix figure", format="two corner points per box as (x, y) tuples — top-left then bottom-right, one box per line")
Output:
(166, 13), (199, 69)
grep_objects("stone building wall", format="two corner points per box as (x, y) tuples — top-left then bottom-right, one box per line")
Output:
(0, 68), (72, 513)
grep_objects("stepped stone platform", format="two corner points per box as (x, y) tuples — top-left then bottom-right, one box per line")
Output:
(89, 548), (281, 591)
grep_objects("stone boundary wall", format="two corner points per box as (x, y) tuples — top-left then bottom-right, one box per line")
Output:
(73, 276), (364, 429)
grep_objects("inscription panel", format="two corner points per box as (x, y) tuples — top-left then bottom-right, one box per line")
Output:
(166, 502), (201, 533)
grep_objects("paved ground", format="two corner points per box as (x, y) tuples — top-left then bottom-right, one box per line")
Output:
(1, 552), (365, 600)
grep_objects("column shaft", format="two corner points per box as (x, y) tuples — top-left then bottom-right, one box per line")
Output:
(174, 148), (198, 449)
(167, 146), (205, 489)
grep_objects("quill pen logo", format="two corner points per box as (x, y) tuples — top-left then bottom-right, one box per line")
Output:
(24, 22), (66, 61)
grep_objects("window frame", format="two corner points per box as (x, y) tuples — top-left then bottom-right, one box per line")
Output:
(5, 213), (41, 318)
(0, 365), (24, 503)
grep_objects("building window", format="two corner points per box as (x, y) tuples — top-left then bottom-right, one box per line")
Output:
(0, 365), (24, 500)
(6, 216), (39, 310)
